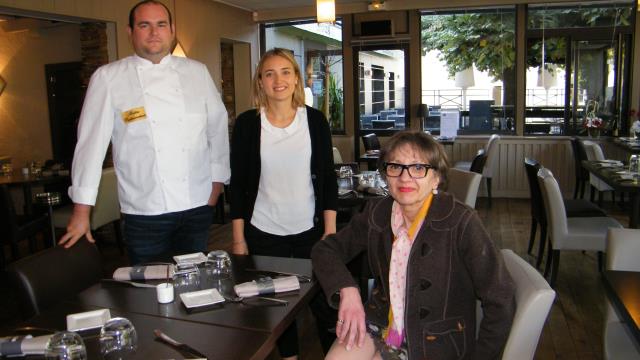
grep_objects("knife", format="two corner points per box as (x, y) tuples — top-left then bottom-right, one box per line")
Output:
(153, 329), (208, 359)
(244, 268), (312, 283)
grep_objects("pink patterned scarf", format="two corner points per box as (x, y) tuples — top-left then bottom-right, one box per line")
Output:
(384, 193), (434, 348)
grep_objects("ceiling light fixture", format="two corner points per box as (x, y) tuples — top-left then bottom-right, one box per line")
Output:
(317, 0), (335, 23)
(368, 1), (386, 11)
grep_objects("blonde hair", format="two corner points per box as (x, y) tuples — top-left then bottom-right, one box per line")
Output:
(252, 48), (306, 109)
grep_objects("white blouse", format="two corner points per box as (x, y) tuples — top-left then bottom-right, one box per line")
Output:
(250, 107), (315, 235)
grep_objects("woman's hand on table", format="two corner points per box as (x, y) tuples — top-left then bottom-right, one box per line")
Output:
(337, 286), (367, 351)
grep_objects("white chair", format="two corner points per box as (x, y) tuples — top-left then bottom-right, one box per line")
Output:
(499, 249), (556, 360)
(536, 168), (622, 287)
(52, 167), (123, 252)
(455, 134), (500, 206)
(604, 228), (640, 360)
(447, 168), (482, 208)
(583, 140), (615, 205)
(332, 147), (343, 164)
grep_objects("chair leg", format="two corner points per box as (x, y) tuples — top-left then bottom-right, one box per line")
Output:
(597, 251), (604, 272)
(580, 180), (586, 199)
(590, 185), (596, 202)
(536, 225), (548, 269)
(113, 220), (125, 255)
(549, 250), (560, 288)
(486, 178), (492, 208)
(544, 243), (553, 278)
(598, 190), (603, 207)
(573, 178), (579, 199)
(527, 218), (538, 255)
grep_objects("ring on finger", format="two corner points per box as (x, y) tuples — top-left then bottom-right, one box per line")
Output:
(337, 319), (344, 324)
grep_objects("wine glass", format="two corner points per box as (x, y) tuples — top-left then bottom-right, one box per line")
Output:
(206, 250), (232, 279)
(99, 317), (137, 359)
(44, 331), (87, 360)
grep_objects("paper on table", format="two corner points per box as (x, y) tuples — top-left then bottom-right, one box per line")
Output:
(0, 334), (53, 356)
(234, 276), (299, 298)
(113, 265), (174, 281)
(440, 109), (459, 138)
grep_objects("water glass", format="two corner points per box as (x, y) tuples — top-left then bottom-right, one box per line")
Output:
(44, 331), (87, 360)
(206, 250), (232, 279)
(99, 317), (137, 359)
(630, 154), (640, 174)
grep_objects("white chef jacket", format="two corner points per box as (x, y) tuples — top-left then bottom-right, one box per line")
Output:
(68, 54), (230, 215)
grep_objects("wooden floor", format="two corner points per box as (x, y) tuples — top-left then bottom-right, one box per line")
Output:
(1, 197), (629, 359)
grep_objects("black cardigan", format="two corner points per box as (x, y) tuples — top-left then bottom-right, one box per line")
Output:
(229, 106), (337, 229)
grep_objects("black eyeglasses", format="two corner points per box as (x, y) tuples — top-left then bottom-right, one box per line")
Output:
(382, 162), (434, 179)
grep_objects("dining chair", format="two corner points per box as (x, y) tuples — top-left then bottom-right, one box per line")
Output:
(603, 228), (640, 360)
(536, 168), (622, 287)
(7, 238), (102, 319)
(523, 158), (606, 268)
(454, 134), (500, 206)
(582, 140), (616, 206)
(51, 167), (124, 253)
(447, 168), (482, 208)
(361, 133), (381, 152)
(469, 148), (487, 174)
(498, 249), (555, 360)
(0, 185), (50, 268)
(332, 147), (343, 164)
(570, 137), (589, 199)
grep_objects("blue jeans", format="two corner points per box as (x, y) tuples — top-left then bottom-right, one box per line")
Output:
(123, 205), (213, 265)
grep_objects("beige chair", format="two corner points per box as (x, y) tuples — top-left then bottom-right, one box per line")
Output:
(52, 167), (123, 252)
(537, 168), (622, 287)
(604, 228), (640, 360)
(332, 147), (343, 164)
(447, 168), (482, 208)
(583, 140), (615, 205)
(499, 249), (556, 360)
(455, 134), (500, 206)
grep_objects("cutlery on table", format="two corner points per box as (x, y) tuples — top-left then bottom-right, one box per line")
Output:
(244, 268), (312, 283)
(154, 329), (208, 359)
(223, 294), (288, 306)
(101, 279), (157, 288)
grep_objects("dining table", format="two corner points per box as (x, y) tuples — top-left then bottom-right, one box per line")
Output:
(602, 270), (640, 347)
(3, 255), (319, 360)
(0, 170), (70, 216)
(582, 160), (640, 228)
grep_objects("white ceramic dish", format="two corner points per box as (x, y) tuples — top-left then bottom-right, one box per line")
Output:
(66, 309), (111, 331)
(173, 252), (207, 265)
(179, 288), (225, 308)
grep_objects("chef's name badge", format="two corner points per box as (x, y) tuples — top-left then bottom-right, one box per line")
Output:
(122, 107), (146, 123)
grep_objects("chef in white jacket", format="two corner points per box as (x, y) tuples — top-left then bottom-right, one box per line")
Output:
(60, 0), (230, 264)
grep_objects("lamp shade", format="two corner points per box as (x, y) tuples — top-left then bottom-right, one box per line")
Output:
(454, 67), (475, 88)
(172, 41), (187, 58)
(537, 66), (557, 89)
(317, 0), (335, 23)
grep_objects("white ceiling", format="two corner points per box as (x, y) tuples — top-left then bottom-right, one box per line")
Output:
(212, 0), (367, 12)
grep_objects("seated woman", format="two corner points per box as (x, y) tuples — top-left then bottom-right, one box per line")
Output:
(311, 131), (516, 359)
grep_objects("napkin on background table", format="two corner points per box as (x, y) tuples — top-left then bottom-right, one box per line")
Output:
(112, 265), (174, 281)
(0, 334), (53, 356)
(234, 276), (300, 298)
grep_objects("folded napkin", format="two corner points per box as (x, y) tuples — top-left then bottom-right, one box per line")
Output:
(356, 184), (387, 196)
(234, 276), (299, 298)
(113, 265), (174, 281)
(0, 334), (52, 357)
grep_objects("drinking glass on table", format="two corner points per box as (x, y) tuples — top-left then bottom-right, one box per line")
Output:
(44, 331), (87, 360)
(99, 317), (137, 359)
(206, 250), (232, 279)
(337, 166), (353, 191)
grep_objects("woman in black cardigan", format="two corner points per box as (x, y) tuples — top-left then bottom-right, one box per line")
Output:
(229, 48), (338, 359)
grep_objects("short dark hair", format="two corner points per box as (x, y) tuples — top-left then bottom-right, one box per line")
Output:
(128, 0), (173, 28)
(378, 130), (450, 189)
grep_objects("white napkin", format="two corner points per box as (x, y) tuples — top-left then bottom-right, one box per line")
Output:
(234, 276), (300, 298)
(0, 334), (52, 356)
(112, 265), (174, 281)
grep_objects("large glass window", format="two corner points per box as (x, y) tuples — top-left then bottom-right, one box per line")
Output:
(264, 20), (345, 133)
(356, 46), (407, 132)
(526, 2), (634, 135)
(421, 7), (516, 135)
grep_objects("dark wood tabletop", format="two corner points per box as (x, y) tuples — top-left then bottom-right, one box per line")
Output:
(602, 270), (640, 347)
(611, 137), (640, 154)
(4, 255), (318, 360)
(582, 160), (640, 228)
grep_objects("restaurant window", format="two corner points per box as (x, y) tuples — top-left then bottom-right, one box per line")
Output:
(356, 45), (408, 132)
(526, 2), (634, 136)
(421, 7), (516, 135)
(263, 20), (345, 133)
